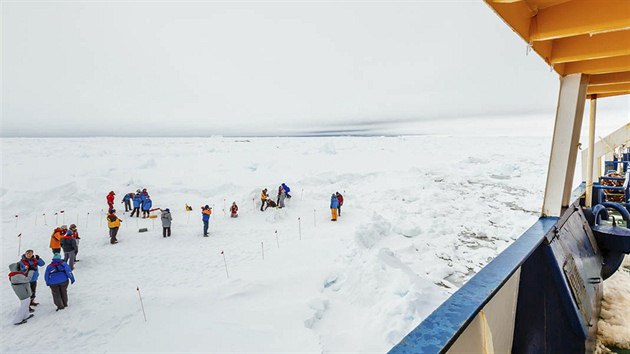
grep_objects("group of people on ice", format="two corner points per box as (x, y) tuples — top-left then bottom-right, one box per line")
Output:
(112, 189), (154, 218)
(260, 183), (291, 211)
(8, 240), (76, 325)
(330, 192), (344, 221)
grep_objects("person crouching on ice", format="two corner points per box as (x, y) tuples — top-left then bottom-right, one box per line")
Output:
(107, 209), (122, 244)
(230, 202), (238, 218)
(44, 253), (75, 311)
(161, 208), (172, 237)
(330, 193), (339, 221)
(201, 205), (212, 237)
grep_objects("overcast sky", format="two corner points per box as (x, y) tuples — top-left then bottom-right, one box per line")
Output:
(2, 1), (628, 136)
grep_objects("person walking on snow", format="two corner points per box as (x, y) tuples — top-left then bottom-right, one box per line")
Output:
(160, 208), (172, 237)
(336, 192), (344, 216)
(107, 209), (122, 244)
(49, 225), (67, 254)
(106, 191), (115, 212)
(8, 262), (35, 325)
(230, 202), (239, 218)
(44, 253), (75, 311)
(122, 192), (133, 212)
(330, 194), (340, 221)
(142, 196), (153, 218)
(282, 183), (292, 199)
(61, 229), (78, 270)
(201, 205), (212, 237)
(277, 186), (286, 208)
(19, 250), (45, 310)
(131, 191), (142, 217)
(260, 189), (269, 211)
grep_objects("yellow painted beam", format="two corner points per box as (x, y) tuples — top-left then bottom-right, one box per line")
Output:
(550, 31), (630, 64)
(588, 91), (630, 99)
(531, 0), (630, 41)
(589, 72), (630, 86)
(562, 55), (630, 75)
(587, 83), (630, 95)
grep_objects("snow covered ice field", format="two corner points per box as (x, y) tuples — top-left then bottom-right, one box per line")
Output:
(1, 136), (552, 352)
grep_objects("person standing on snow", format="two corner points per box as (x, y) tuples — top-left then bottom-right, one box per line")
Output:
(160, 208), (172, 238)
(142, 196), (153, 218)
(49, 225), (67, 254)
(19, 250), (45, 310)
(131, 191), (142, 217)
(61, 229), (78, 270)
(281, 183), (291, 199)
(230, 202), (239, 218)
(122, 192), (133, 212)
(330, 194), (339, 221)
(44, 253), (75, 311)
(8, 262), (35, 325)
(335, 192), (344, 216)
(107, 209), (122, 244)
(260, 189), (269, 211)
(106, 191), (115, 212)
(69, 224), (81, 262)
(277, 186), (287, 208)
(201, 205), (212, 237)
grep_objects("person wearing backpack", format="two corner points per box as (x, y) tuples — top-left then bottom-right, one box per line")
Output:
(122, 192), (133, 212)
(49, 225), (67, 254)
(19, 250), (45, 309)
(8, 262), (35, 325)
(131, 191), (142, 217)
(107, 209), (122, 244)
(44, 253), (75, 311)
(68, 224), (81, 262)
(160, 208), (172, 238)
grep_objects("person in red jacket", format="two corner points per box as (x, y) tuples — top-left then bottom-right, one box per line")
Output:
(106, 191), (115, 212)
(336, 192), (344, 216)
(230, 202), (239, 218)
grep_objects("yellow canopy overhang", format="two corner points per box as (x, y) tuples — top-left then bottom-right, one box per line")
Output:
(485, 0), (630, 99)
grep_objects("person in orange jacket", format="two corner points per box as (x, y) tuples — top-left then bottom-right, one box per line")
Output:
(49, 225), (67, 254)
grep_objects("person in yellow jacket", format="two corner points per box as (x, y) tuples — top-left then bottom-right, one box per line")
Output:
(260, 188), (269, 211)
(49, 225), (67, 254)
(107, 209), (122, 244)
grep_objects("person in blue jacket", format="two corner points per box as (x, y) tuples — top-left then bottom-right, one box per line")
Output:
(44, 253), (75, 311)
(201, 205), (212, 237)
(131, 191), (142, 217)
(122, 192), (133, 212)
(19, 250), (45, 309)
(281, 183), (292, 199)
(142, 196), (153, 218)
(330, 194), (340, 221)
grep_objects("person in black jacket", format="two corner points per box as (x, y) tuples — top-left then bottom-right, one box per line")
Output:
(60, 230), (78, 270)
